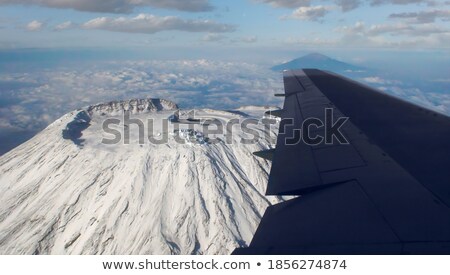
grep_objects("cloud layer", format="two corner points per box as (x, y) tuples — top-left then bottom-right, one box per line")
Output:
(82, 14), (235, 34)
(370, 0), (432, 6)
(256, 0), (311, 8)
(390, 9), (450, 23)
(339, 20), (449, 37)
(0, 59), (283, 136)
(0, 0), (213, 13)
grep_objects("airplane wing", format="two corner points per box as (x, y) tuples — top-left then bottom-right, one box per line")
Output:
(233, 69), (450, 255)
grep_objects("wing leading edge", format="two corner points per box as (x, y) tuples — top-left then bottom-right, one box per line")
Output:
(233, 69), (450, 255)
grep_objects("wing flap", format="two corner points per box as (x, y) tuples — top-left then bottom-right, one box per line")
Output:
(236, 181), (403, 255)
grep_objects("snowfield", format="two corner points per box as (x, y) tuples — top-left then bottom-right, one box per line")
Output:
(0, 98), (283, 255)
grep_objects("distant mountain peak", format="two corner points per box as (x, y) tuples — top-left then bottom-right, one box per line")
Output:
(301, 52), (331, 61)
(271, 53), (363, 72)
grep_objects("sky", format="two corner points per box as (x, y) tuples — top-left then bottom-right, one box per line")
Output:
(0, 0), (449, 155)
(0, 0), (449, 50)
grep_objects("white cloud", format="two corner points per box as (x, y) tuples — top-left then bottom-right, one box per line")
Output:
(370, 0), (435, 6)
(202, 34), (258, 44)
(54, 21), (76, 31)
(362, 76), (402, 85)
(201, 33), (227, 42)
(257, 0), (437, 11)
(0, 118), (20, 130)
(0, 60), (283, 136)
(338, 21), (450, 37)
(0, 0), (213, 13)
(382, 85), (450, 114)
(335, 0), (361, 11)
(389, 9), (450, 23)
(367, 22), (449, 36)
(362, 76), (388, 84)
(255, 0), (310, 8)
(317, 20), (450, 48)
(26, 20), (44, 31)
(82, 14), (236, 34)
(1, 58), (449, 154)
(283, 5), (333, 21)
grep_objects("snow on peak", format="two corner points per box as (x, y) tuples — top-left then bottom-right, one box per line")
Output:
(0, 102), (283, 255)
(87, 98), (178, 116)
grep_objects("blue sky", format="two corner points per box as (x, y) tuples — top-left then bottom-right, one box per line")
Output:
(0, 0), (449, 50)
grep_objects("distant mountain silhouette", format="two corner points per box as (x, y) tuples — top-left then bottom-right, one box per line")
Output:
(271, 53), (364, 72)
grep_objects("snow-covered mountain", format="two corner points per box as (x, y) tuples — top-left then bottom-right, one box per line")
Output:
(0, 98), (282, 255)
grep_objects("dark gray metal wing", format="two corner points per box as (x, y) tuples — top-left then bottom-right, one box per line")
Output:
(233, 69), (450, 255)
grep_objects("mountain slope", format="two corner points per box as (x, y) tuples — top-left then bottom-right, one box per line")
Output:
(271, 53), (364, 72)
(0, 98), (281, 255)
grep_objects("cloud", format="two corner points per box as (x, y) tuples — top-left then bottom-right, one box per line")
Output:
(370, 0), (433, 5)
(255, 0), (310, 8)
(282, 5), (333, 21)
(389, 9), (450, 23)
(332, 20), (450, 48)
(0, 0), (213, 13)
(335, 0), (361, 11)
(202, 34), (258, 44)
(235, 36), (258, 43)
(82, 14), (236, 34)
(0, 60), (283, 142)
(362, 76), (402, 85)
(338, 21), (450, 37)
(368, 0), (445, 7)
(1, 57), (449, 155)
(257, 0), (437, 11)
(54, 21), (76, 31)
(379, 85), (450, 114)
(282, 19), (450, 48)
(26, 20), (44, 31)
(201, 33), (227, 42)
(367, 22), (449, 36)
